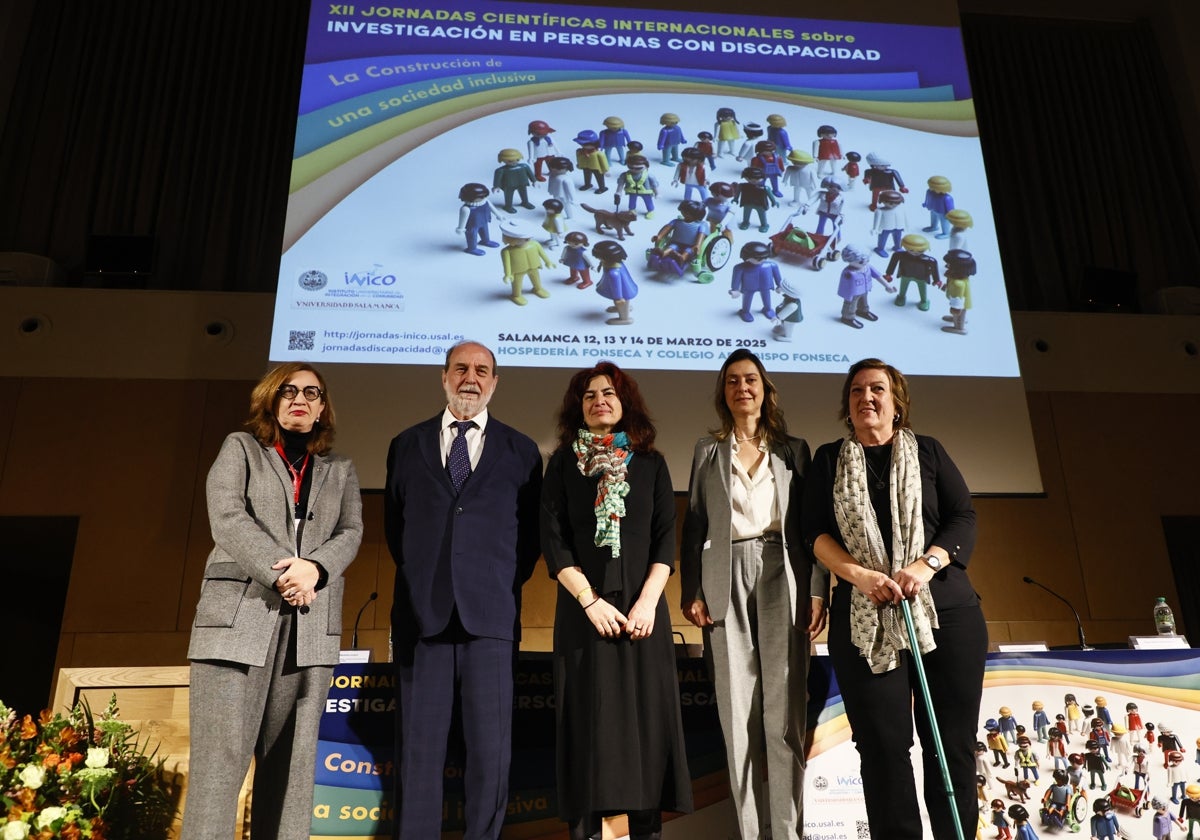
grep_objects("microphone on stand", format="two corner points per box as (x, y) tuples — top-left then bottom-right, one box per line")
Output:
(1022, 577), (1093, 650)
(351, 591), (378, 649)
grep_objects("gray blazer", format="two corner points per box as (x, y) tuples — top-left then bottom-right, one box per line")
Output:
(187, 432), (363, 668)
(680, 434), (829, 622)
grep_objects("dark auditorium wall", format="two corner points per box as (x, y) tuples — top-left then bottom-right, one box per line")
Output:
(3, 310), (1199, 709)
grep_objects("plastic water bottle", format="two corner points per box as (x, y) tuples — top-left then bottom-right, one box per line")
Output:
(1153, 597), (1176, 635)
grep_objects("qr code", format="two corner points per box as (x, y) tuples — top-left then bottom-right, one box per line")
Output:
(288, 330), (315, 351)
(855, 821), (870, 839)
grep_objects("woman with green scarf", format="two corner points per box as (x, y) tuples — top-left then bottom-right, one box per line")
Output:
(541, 361), (693, 840)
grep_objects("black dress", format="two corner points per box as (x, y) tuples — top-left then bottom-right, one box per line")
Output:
(540, 447), (694, 820)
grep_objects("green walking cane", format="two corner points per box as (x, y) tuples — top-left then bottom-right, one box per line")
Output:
(900, 597), (966, 840)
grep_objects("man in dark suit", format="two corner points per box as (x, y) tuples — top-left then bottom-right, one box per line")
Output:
(385, 340), (542, 840)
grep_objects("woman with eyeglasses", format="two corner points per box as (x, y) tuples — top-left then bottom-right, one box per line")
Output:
(182, 363), (363, 840)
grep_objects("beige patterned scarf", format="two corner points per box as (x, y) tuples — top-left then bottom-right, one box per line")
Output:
(833, 428), (938, 674)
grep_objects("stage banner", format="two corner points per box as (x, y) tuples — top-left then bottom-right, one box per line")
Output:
(310, 650), (1200, 839)
(310, 653), (724, 839)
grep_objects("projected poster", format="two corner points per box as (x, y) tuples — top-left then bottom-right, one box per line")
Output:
(271, 1), (1019, 377)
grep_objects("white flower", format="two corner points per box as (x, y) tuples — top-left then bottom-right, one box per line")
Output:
(1, 820), (30, 840)
(85, 747), (109, 769)
(36, 808), (65, 830)
(17, 764), (45, 789)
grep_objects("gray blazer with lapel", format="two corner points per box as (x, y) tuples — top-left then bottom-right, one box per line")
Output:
(680, 434), (829, 622)
(187, 431), (363, 668)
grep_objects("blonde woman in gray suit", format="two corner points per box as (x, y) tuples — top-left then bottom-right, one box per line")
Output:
(680, 348), (829, 840)
(182, 362), (362, 840)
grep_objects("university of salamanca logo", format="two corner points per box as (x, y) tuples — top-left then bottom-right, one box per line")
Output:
(812, 776), (829, 790)
(299, 270), (327, 291)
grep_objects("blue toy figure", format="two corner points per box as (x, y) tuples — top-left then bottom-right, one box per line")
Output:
(657, 113), (686, 166)
(836, 244), (894, 329)
(673, 147), (709, 202)
(871, 189), (907, 257)
(884, 233), (939, 311)
(593, 239), (636, 325)
(493, 148), (536, 213)
(598, 116), (631, 164)
(498, 218), (554, 306)
(1008, 804), (1038, 840)
(649, 200), (707, 276)
(728, 241), (779, 322)
(1089, 797), (1120, 840)
(1032, 700), (1050, 742)
(705, 182), (736, 231)
(456, 183), (501, 256)
(616, 153), (659, 219)
(546, 156), (577, 220)
(714, 106), (741, 158)
(922, 175), (955, 238)
(765, 113), (792, 158)
(560, 230), (597, 289)
(771, 273), (804, 341)
(574, 130), (610, 194)
(735, 166), (777, 233)
(751, 140), (786, 198)
(527, 119), (559, 182)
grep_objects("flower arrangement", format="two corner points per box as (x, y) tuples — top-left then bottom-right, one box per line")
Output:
(0, 694), (177, 839)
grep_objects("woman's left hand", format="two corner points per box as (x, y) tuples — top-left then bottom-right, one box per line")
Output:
(624, 598), (657, 640)
(806, 597), (828, 639)
(892, 557), (937, 600)
(273, 557), (320, 607)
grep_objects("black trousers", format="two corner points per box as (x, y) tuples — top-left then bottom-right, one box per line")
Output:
(828, 600), (988, 840)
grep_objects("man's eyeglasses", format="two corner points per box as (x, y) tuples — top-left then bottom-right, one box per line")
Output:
(277, 384), (323, 401)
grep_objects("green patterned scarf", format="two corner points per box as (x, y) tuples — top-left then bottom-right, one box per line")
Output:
(573, 429), (633, 558)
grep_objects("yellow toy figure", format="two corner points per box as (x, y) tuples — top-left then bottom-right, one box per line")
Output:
(499, 219), (554, 306)
(941, 248), (976, 335)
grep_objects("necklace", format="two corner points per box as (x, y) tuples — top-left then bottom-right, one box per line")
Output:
(865, 455), (887, 490)
(734, 433), (760, 443)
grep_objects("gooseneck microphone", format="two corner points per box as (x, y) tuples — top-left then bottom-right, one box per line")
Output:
(1022, 576), (1093, 650)
(351, 591), (378, 649)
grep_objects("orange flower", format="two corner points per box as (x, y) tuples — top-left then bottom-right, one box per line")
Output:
(62, 825), (82, 840)
(19, 714), (37, 739)
(15, 786), (35, 808)
(38, 710), (53, 725)
(42, 753), (60, 769)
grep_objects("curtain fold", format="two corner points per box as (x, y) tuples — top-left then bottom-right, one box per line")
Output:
(962, 14), (1200, 310)
(0, 0), (307, 291)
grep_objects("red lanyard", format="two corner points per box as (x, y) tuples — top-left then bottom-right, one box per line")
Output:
(274, 442), (311, 504)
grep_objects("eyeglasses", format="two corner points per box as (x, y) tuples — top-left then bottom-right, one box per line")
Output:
(277, 384), (324, 401)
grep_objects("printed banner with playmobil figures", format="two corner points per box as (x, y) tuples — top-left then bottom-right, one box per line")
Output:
(270, 0), (1021, 377)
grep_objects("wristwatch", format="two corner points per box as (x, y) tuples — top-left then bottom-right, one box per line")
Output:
(921, 553), (944, 571)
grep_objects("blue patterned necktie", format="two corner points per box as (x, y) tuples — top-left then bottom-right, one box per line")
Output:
(447, 420), (475, 492)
